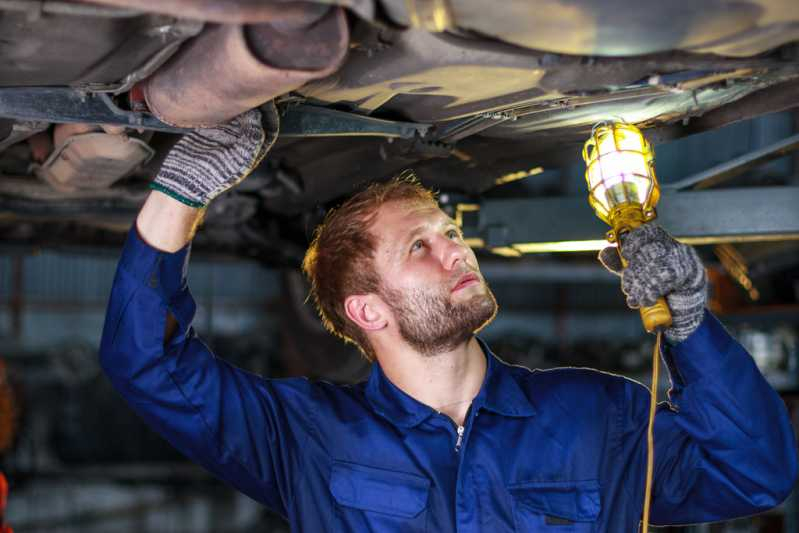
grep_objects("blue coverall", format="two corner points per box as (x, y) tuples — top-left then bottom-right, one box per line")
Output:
(100, 226), (798, 532)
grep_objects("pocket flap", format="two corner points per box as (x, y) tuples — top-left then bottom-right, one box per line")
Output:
(330, 461), (431, 518)
(508, 479), (601, 522)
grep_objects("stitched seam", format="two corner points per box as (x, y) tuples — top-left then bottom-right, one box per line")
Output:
(288, 419), (313, 521)
(274, 380), (320, 516)
(107, 276), (139, 350)
(615, 381), (639, 507)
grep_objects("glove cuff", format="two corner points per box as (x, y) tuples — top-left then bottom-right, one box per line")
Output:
(663, 287), (707, 343)
(149, 182), (206, 209)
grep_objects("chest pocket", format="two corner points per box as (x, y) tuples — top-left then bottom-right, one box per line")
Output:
(330, 461), (430, 531)
(508, 479), (601, 532)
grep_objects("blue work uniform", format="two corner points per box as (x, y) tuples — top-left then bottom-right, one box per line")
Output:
(100, 226), (798, 532)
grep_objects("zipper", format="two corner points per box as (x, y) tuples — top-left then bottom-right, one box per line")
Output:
(454, 425), (465, 452)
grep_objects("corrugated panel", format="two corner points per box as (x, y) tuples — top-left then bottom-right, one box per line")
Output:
(22, 253), (117, 303)
(3, 252), (280, 305)
(190, 262), (281, 304)
(0, 251), (282, 348)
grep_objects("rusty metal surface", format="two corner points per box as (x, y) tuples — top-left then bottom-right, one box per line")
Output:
(36, 132), (154, 192)
(52, 123), (99, 147)
(245, 5), (340, 70)
(142, 6), (349, 127)
(0, 10), (200, 88)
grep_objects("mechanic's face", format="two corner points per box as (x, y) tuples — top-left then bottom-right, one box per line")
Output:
(372, 200), (497, 356)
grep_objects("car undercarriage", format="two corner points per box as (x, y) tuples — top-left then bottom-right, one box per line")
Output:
(0, 0), (798, 277)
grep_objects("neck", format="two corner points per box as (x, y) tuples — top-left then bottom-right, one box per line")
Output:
(374, 336), (487, 427)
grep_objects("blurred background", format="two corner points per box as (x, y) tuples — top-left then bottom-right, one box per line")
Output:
(1, 110), (798, 532)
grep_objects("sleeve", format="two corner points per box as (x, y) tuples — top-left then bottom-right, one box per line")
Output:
(616, 309), (798, 526)
(99, 225), (309, 518)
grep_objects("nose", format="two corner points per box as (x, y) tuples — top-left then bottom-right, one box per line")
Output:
(441, 235), (469, 271)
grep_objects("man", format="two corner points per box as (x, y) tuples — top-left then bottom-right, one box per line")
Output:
(101, 107), (797, 532)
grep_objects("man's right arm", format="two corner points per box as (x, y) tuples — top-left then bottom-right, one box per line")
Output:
(99, 108), (305, 518)
(100, 194), (307, 517)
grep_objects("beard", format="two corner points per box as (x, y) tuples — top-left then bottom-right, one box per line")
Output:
(380, 277), (498, 357)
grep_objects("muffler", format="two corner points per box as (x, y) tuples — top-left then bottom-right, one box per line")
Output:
(140, 4), (349, 127)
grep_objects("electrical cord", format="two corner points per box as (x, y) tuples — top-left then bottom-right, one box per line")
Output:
(641, 332), (661, 533)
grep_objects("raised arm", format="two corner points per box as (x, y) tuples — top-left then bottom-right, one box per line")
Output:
(601, 225), (798, 524)
(616, 312), (797, 525)
(99, 107), (310, 517)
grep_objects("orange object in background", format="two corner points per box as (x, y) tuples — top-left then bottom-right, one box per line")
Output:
(0, 472), (12, 533)
(0, 360), (17, 455)
(0, 358), (15, 533)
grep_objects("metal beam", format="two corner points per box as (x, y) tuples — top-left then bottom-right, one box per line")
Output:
(0, 87), (430, 138)
(665, 132), (799, 190)
(279, 104), (430, 139)
(464, 186), (799, 252)
(0, 87), (183, 132)
(687, 78), (799, 134)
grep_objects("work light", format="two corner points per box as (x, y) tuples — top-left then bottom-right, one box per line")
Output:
(582, 121), (672, 334)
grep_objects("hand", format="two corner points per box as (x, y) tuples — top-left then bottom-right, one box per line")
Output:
(150, 102), (279, 208)
(598, 224), (707, 344)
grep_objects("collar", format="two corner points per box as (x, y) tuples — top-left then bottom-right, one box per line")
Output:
(365, 337), (536, 429)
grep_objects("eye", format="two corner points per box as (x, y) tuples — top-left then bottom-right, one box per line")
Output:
(410, 239), (424, 252)
(446, 229), (460, 239)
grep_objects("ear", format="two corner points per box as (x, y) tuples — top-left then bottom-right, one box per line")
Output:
(344, 294), (388, 332)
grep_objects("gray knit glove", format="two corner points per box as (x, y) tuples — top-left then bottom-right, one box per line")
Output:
(150, 103), (279, 208)
(598, 224), (707, 343)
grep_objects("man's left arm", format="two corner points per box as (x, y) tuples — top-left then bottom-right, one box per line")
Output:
(617, 311), (798, 525)
(601, 225), (798, 524)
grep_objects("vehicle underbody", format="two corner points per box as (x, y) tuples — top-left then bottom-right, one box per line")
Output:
(0, 0), (797, 282)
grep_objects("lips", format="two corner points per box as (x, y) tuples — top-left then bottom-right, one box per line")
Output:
(452, 272), (480, 292)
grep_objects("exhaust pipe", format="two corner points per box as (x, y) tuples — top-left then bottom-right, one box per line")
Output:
(140, 4), (349, 127)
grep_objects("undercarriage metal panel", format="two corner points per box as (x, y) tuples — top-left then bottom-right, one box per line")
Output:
(383, 0), (799, 58)
(300, 28), (551, 122)
(300, 25), (799, 129)
(685, 78), (799, 133)
(482, 72), (791, 139)
(0, 10), (200, 87)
